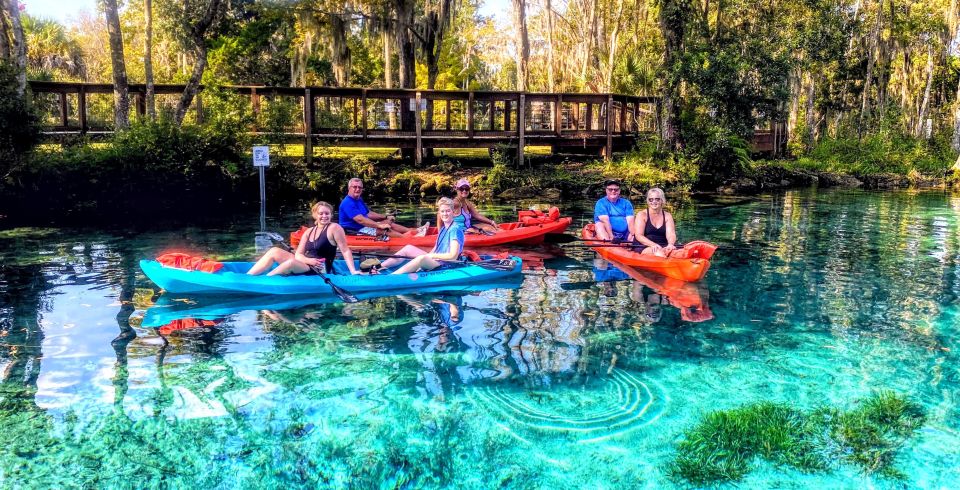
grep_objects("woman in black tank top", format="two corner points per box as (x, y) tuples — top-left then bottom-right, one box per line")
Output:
(247, 201), (361, 276)
(628, 187), (683, 258)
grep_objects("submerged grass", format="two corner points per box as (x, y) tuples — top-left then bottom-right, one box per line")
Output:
(671, 391), (925, 486)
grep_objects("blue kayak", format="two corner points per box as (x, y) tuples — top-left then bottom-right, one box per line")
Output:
(139, 257), (522, 295)
(141, 278), (524, 327)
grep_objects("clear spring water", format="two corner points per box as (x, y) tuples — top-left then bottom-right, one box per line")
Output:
(0, 188), (958, 489)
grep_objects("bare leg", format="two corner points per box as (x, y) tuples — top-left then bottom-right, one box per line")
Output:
(594, 221), (614, 241)
(247, 248), (295, 275)
(267, 258), (312, 276)
(380, 244), (427, 269)
(474, 223), (497, 234)
(391, 254), (443, 274)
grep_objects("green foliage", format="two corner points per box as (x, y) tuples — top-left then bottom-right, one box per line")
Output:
(671, 391), (926, 486)
(680, 111), (752, 185)
(596, 143), (698, 192)
(0, 63), (41, 180)
(792, 131), (954, 176)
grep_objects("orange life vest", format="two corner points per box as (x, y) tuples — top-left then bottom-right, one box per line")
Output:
(156, 253), (223, 273)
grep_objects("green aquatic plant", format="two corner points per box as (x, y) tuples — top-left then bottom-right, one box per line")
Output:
(671, 391), (925, 486)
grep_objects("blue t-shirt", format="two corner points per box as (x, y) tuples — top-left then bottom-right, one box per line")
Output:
(594, 197), (634, 234)
(434, 223), (465, 256)
(338, 195), (369, 231)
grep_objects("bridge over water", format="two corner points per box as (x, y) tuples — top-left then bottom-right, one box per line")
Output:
(28, 81), (786, 164)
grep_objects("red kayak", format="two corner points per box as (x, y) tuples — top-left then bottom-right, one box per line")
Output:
(293, 207), (571, 250)
(607, 259), (713, 322)
(582, 224), (716, 282)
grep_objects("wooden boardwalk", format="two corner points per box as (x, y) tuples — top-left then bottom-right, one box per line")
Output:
(27, 81), (785, 163)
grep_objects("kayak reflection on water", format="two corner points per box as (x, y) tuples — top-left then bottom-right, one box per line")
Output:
(592, 258), (714, 323)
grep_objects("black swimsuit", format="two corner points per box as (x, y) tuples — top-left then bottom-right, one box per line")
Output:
(633, 210), (669, 252)
(303, 224), (337, 273)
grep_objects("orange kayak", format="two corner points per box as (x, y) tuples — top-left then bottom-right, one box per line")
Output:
(582, 224), (715, 282)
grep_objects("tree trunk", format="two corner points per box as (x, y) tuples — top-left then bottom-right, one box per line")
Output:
(914, 44), (934, 138)
(546, 0), (555, 91)
(0, 0), (11, 61)
(174, 0), (222, 126)
(581, 0), (597, 85)
(657, 0), (688, 151)
(103, 0), (130, 129)
(605, 0), (625, 92)
(6, 0), (27, 96)
(512, 0), (529, 91)
(858, 3), (881, 136)
(383, 30), (397, 129)
(804, 75), (816, 149)
(329, 14), (351, 86)
(144, 0), (155, 119)
(952, 75), (960, 151)
(392, 0), (416, 159)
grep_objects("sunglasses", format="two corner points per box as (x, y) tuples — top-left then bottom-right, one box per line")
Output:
(457, 187), (470, 191)
(647, 197), (663, 202)
(606, 188), (620, 192)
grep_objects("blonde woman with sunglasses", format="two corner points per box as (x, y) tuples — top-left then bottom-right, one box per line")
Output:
(628, 188), (683, 257)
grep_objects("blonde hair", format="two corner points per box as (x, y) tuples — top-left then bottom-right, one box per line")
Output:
(436, 197), (455, 209)
(311, 201), (333, 214)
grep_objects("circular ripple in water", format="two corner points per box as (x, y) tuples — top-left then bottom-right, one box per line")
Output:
(465, 369), (668, 443)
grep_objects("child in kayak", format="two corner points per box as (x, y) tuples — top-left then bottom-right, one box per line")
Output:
(629, 188), (686, 258)
(381, 197), (465, 274)
(247, 201), (361, 276)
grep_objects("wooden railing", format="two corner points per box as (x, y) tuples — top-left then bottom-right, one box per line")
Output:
(27, 81), (785, 161)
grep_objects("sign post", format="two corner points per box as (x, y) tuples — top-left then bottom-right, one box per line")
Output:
(253, 146), (271, 252)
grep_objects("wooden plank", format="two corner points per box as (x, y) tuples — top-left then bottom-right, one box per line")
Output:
(518, 94), (525, 167)
(619, 98), (627, 134)
(488, 100), (494, 131)
(353, 97), (358, 129)
(415, 91), (422, 164)
(304, 89), (313, 164)
(586, 103), (593, 131)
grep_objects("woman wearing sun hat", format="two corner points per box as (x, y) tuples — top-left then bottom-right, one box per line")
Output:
(451, 178), (500, 235)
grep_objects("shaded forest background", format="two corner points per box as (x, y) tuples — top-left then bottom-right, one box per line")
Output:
(2, 0), (960, 218)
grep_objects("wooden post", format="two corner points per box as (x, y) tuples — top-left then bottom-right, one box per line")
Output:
(467, 91), (475, 138)
(78, 86), (88, 134)
(573, 102), (580, 130)
(586, 103), (593, 131)
(518, 94), (525, 167)
(605, 94), (613, 160)
(555, 94), (562, 135)
(620, 98), (627, 134)
(504, 99), (511, 131)
(303, 88), (313, 164)
(361, 89), (368, 138)
(353, 97), (358, 129)
(633, 100), (639, 132)
(446, 99), (451, 130)
(59, 92), (69, 127)
(415, 91), (423, 165)
(487, 100), (494, 130)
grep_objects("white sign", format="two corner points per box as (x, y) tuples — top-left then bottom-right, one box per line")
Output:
(253, 146), (270, 167)
(409, 98), (428, 111)
(384, 102), (396, 113)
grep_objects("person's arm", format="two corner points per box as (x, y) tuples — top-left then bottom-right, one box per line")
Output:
(367, 210), (388, 221)
(664, 213), (678, 251)
(294, 227), (320, 266)
(353, 213), (391, 230)
(331, 225), (360, 274)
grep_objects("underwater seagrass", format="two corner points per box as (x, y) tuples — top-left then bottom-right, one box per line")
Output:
(670, 391), (926, 485)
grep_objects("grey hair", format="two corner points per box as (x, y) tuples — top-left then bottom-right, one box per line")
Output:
(647, 187), (666, 202)
(348, 177), (363, 186)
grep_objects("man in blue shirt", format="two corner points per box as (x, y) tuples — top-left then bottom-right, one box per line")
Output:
(593, 179), (634, 241)
(339, 178), (417, 237)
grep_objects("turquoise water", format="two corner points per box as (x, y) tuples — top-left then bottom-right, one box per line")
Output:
(1, 188), (958, 488)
